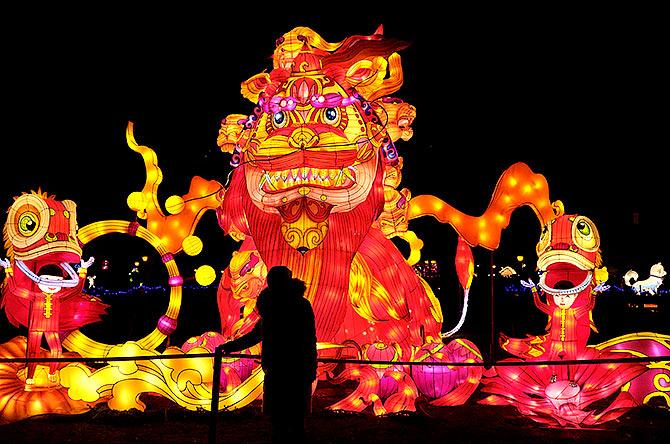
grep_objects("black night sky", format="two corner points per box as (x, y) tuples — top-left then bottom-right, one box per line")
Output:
(1, 9), (667, 347)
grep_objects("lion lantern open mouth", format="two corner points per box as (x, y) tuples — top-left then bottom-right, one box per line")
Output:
(536, 215), (601, 296)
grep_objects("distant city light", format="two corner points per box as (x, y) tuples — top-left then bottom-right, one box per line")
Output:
(413, 259), (439, 279)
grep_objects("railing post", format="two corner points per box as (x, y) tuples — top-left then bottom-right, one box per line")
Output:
(208, 345), (224, 444)
(489, 251), (495, 362)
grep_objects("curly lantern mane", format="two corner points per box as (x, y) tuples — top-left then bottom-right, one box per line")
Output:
(241, 26), (408, 103)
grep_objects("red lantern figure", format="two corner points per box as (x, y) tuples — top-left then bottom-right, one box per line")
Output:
(482, 212), (648, 427)
(1, 192), (108, 384)
(212, 26), (492, 414)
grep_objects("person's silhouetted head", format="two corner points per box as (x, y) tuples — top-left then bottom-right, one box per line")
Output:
(266, 266), (292, 289)
(290, 278), (306, 298)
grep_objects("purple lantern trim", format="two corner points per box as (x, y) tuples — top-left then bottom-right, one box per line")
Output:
(161, 253), (174, 263)
(381, 139), (399, 165)
(128, 221), (140, 237)
(168, 276), (183, 287)
(157, 315), (177, 335)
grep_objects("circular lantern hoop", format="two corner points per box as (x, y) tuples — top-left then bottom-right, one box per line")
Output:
(62, 220), (182, 358)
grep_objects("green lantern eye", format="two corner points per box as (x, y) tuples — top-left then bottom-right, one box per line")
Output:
(572, 216), (599, 252)
(18, 212), (39, 236)
(577, 220), (590, 236)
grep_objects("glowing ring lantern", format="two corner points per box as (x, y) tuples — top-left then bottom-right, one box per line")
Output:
(62, 220), (182, 358)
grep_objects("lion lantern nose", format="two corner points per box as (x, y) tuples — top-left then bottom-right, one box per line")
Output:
(288, 127), (319, 149)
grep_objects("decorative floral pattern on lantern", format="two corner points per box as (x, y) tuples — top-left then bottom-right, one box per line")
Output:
(596, 332), (670, 407)
(182, 331), (259, 391)
(59, 341), (264, 413)
(0, 337), (107, 424)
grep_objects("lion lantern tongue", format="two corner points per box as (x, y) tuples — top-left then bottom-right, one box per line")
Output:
(276, 197), (334, 254)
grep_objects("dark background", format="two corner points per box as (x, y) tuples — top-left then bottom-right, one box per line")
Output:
(1, 8), (666, 352)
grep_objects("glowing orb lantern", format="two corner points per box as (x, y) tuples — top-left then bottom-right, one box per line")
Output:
(365, 342), (399, 367)
(412, 343), (465, 399)
(127, 191), (147, 212)
(182, 235), (203, 256)
(165, 195), (185, 215)
(365, 342), (401, 398)
(195, 265), (216, 286)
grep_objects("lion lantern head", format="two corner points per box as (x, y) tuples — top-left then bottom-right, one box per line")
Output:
(217, 26), (415, 254)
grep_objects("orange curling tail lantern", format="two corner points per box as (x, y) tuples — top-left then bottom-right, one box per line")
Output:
(455, 237), (474, 290)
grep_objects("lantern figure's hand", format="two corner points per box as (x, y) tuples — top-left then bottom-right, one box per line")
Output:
(81, 257), (95, 269)
(520, 278), (536, 289)
(78, 257), (95, 278)
(592, 282), (610, 294)
(0, 258), (10, 269)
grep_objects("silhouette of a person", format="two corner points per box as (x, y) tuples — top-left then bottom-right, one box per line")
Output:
(222, 266), (317, 443)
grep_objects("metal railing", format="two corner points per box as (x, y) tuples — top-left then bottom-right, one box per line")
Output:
(1, 350), (669, 444)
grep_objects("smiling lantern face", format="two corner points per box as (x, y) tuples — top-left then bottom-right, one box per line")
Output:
(37, 275), (64, 294)
(552, 293), (578, 309)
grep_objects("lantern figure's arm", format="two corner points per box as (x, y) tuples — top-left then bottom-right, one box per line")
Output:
(125, 122), (224, 254)
(408, 163), (561, 250)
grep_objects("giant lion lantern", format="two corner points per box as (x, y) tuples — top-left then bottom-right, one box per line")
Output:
(1, 26), (668, 426)
(210, 26), (562, 413)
